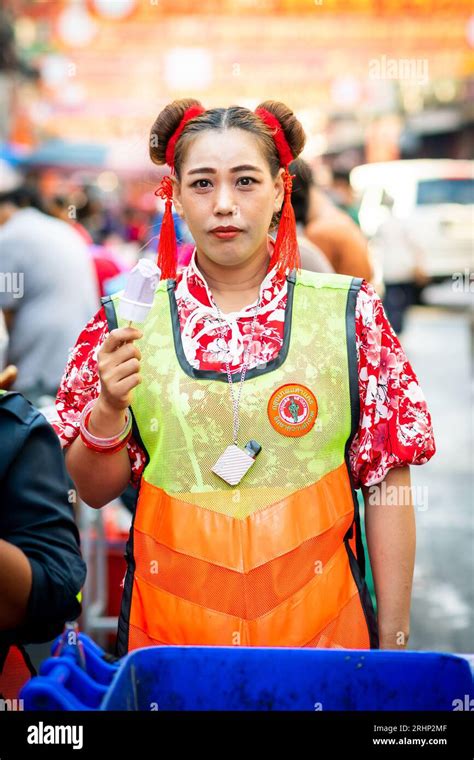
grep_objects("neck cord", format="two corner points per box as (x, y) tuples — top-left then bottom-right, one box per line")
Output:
(213, 294), (262, 445)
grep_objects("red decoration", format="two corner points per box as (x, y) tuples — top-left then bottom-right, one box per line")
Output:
(254, 107), (294, 167)
(154, 104), (205, 281)
(254, 108), (300, 278)
(267, 168), (301, 278)
(154, 174), (178, 280)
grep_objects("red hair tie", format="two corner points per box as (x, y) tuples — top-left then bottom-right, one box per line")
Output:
(165, 104), (206, 168)
(254, 107), (294, 167)
(155, 104), (206, 280)
(254, 107), (301, 278)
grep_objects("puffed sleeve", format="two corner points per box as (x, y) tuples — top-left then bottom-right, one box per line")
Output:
(349, 280), (436, 488)
(52, 306), (146, 488)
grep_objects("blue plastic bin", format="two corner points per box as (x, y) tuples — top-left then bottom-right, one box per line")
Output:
(20, 633), (474, 711)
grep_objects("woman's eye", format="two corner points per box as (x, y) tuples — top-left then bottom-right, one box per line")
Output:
(191, 177), (257, 189)
(191, 179), (211, 189)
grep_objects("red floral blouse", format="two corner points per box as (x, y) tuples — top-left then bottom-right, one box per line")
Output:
(53, 240), (435, 490)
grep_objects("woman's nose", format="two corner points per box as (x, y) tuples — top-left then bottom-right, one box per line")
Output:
(213, 185), (235, 215)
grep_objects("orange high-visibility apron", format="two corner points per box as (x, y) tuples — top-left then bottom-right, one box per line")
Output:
(102, 268), (378, 654)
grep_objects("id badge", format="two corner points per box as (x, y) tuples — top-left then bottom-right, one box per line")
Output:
(212, 441), (261, 486)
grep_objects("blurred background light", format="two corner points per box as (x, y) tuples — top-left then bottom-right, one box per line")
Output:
(164, 48), (213, 91)
(57, 3), (97, 47)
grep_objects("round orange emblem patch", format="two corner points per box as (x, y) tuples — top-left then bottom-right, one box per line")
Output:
(267, 383), (318, 437)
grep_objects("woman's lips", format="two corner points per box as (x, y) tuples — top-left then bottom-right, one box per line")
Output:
(210, 229), (243, 240)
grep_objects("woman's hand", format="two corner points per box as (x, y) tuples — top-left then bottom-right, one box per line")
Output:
(97, 326), (143, 412)
(87, 327), (143, 438)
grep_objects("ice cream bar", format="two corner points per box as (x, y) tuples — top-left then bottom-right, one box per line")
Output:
(118, 258), (161, 324)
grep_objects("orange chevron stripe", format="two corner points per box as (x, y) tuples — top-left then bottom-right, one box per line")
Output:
(132, 508), (352, 618)
(128, 589), (371, 650)
(134, 462), (354, 571)
(129, 542), (359, 647)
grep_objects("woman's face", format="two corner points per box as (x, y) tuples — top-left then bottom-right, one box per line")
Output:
(172, 128), (285, 269)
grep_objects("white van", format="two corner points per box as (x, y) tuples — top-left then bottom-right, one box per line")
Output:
(350, 159), (473, 280)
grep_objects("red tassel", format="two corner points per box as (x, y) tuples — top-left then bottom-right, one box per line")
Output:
(268, 167), (301, 278)
(154, 175), (177, 281)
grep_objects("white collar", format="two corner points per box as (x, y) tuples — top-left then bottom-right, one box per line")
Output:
(177, 234), (281, 318)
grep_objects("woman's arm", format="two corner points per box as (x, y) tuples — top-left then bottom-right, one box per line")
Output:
(54, 307), (144, 509)
(362, 465), (416, 649)
(65, 323), (143, 508)
(65, 397), (132, 509)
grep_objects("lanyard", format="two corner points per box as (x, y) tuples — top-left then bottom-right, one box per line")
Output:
(213, 296), (262, 445)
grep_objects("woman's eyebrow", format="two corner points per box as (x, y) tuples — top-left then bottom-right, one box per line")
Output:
(187, 165), (264, 175)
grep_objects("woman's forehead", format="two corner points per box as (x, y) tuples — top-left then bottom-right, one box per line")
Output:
(182, 129), (267, 174)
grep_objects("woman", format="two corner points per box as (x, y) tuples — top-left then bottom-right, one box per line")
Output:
(54, 99), (435, 655)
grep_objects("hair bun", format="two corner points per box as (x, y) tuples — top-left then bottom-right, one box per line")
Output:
(150, 98), (205, 166)
(255, 100), (306, 162)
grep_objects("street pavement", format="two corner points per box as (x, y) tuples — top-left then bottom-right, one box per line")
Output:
(400, 303), (473, 653)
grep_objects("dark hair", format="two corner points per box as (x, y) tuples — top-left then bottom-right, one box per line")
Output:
(289, 158), (314, 226)
(149, 99), (306, 231)
(0, 184), (44, 212)
(332, 169), (351, 184)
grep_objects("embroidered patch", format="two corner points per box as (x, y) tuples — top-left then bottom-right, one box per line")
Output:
(267, 383), (318, 437)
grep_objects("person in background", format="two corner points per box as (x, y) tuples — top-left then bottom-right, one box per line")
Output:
(47, 195), (127, 298)
(290, 159), (373, 281)
(289, 158), (333, 273)
(0, 371), (86, 700)
(121, 207), (148, 244)
(88, 244), (128, 299)
(0, 184), (99, 406)
(46, 194), (93, 245)
(329, 168), (361, 226)
(75, 191), (117, 244)
(371, 192), (430, 335)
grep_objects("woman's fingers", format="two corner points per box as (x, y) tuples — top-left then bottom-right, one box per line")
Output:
(113, 373), (142, 399)
(104, 327), (143, 353)
(114, 357), (141, 383)
(104, 341), (142, 365)
(98, 338), (142, 377)
(97, 327), (144, 410)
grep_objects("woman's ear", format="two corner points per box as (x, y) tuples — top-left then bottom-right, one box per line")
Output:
(170, 176), (185, 218)
(273, 167), (285, 213)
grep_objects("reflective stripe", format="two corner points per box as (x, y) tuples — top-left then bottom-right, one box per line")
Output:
(129, 543), (366, 648)
(133, 462), (354, 570)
